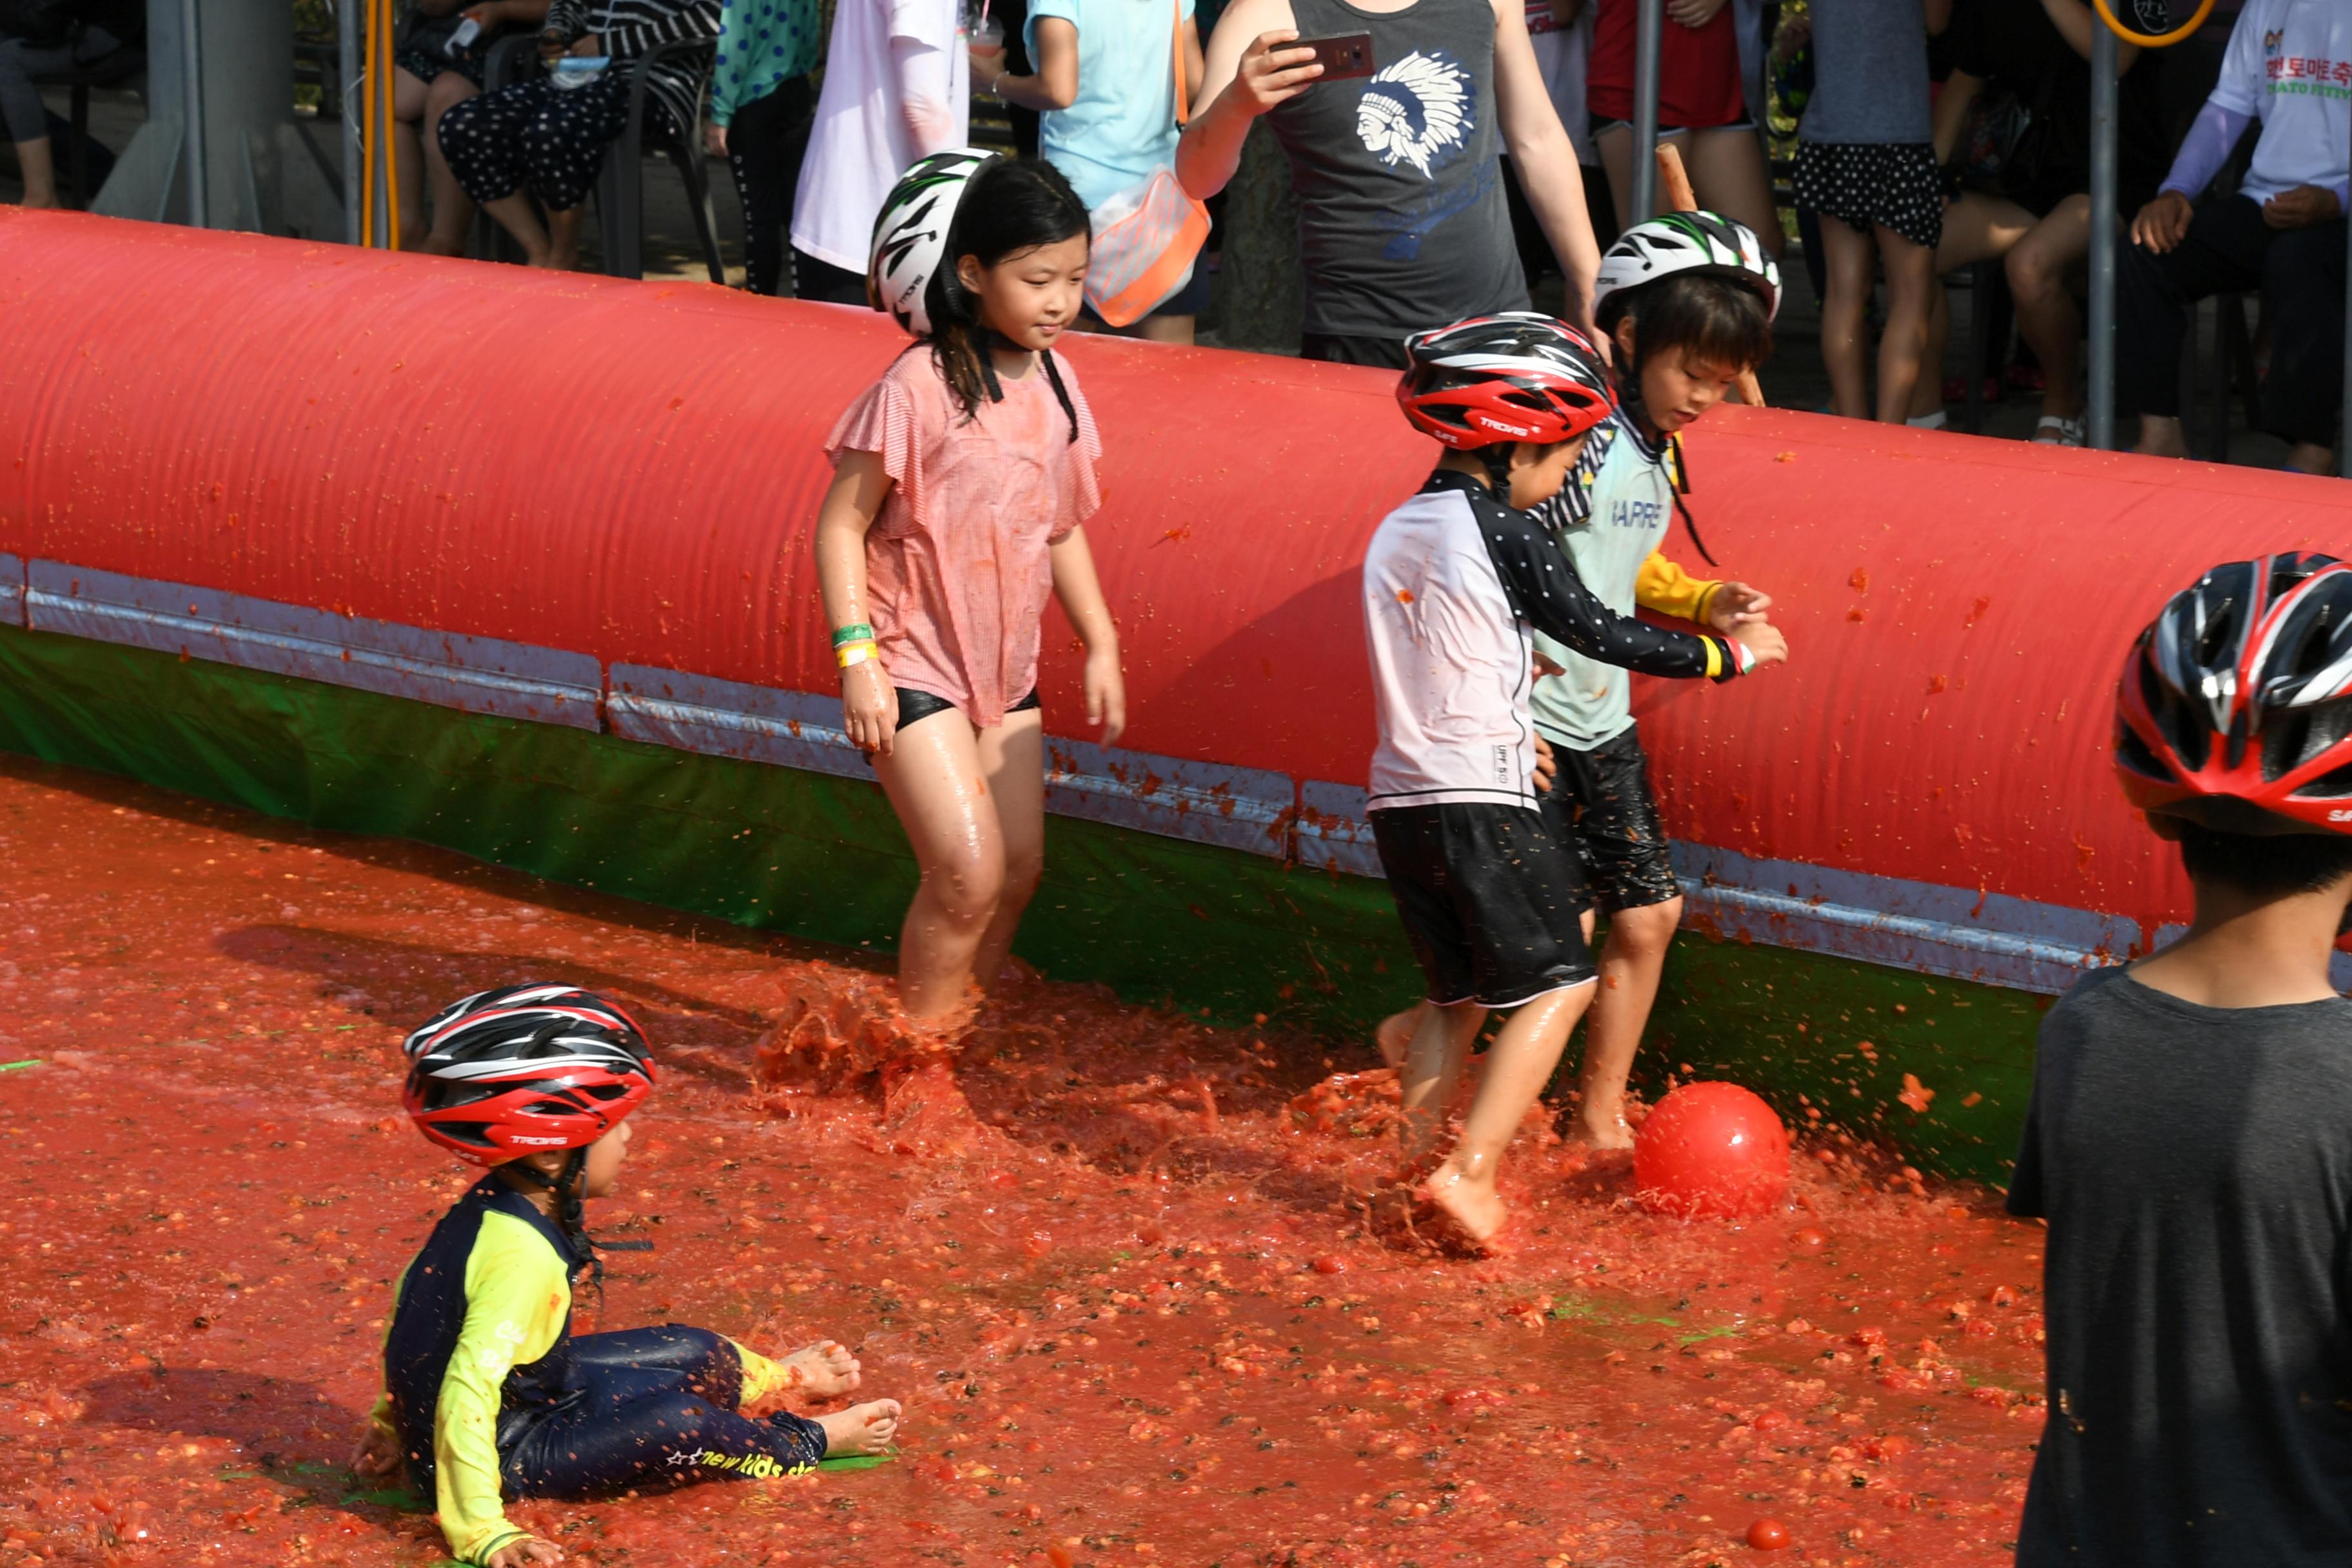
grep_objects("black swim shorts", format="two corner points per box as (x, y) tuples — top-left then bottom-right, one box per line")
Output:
(1537, 725), (1683, 915)
(894, 687), (1041, 730)
(1370, 801), (1597, 1010)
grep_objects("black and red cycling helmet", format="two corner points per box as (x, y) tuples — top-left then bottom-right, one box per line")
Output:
(1397, 313), (1616, 451)
(402, 984), (655, 1166)
(2116, 551), (2352, 836)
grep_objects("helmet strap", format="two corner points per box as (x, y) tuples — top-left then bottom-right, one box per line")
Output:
(1477, 444), (1516, 500)
(505, 1147), (602, 1290)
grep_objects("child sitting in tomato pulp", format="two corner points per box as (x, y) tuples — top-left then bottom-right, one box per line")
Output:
(353, 985), (901, 1567)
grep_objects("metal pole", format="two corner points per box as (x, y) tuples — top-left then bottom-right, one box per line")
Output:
(179, 0), (207, 225)
(1631, 0), (1663, 222)
(2341, 98), (2352, 476)
(339, 0), (361, 245)
(2086, 22), (2117, 451)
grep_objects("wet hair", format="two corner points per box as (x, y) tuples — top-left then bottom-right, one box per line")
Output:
(928, 157), (1090, 440)
(1604, 272), (1774, 375)
(2177, 822), (2352, 906)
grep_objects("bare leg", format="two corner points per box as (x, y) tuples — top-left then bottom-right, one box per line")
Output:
(970, 707), (1046, 994)
(419, 70), (482, 255)
(1685, 126), (1784, 259)
(1375, 1003), (1424, 1070)
(1567, 898), (1679, 1148)
(1817, 217), (1876, 420)
(389, 68), (434, 246)
(1398, 1001), (1486, 1164)
(480, 191), (556, 265)
(2134, 414), (2191, 458)
(1595, 123), (1686, 235)
(1874, 224), (1936, 424)
(544, 205), (583, 271)
(13, 136), (56, 208)
(1421, 984), (1594, 1244)
(1130, 314), (1195, 346)
(872, 712), (1006, 1020)
(2006, 196), (2091, 426)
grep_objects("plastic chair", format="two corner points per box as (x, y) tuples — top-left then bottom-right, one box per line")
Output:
(32, 43), (144, 208)
(593, 38), (724, 284)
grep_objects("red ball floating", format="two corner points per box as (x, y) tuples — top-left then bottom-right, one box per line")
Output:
(1747, 1516), (1792, 1550)
(1634, 1082), (1790, 1219)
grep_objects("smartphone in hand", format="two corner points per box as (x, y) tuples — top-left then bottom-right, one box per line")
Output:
(1294, 32), (1375, 81)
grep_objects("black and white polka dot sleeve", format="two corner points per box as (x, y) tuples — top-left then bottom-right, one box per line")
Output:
(1471, 492), (1740, 683)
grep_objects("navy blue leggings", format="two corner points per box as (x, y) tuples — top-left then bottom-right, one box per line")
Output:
(502, 1326), (828, 1494)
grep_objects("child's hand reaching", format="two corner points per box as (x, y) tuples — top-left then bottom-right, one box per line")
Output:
(485, 1538), (564, 1568)
(1085, 643), (1126, 745)
(1730, 620), (1789, 670)
(349, 1420), (402, 1482)
(1705, 582), (1772, 632)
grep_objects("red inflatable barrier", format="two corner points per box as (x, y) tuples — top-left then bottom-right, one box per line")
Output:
(3, 209), (2349, 968)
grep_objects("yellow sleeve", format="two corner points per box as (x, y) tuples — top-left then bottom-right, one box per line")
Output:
(1633, 551), (1721, 625)
(725, 1337), (786, 1410)
(435, 1210), (571, 1567)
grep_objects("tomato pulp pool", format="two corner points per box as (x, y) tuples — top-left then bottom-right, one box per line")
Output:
(0, 758), (2046, 1566)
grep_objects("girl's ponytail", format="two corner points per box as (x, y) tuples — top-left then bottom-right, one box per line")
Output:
(926, 158), (1091, 442)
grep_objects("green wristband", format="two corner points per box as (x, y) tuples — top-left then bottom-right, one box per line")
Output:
(830, 622), (876, 648)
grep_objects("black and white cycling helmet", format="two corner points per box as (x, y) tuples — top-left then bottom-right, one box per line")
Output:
(867, 146), (1000, 337)
(1594, 211), (1781, 326)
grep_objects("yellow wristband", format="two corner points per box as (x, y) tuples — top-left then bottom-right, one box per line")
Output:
(836, 640), (879, 670)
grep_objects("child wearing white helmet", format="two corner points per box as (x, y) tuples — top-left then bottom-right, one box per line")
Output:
(1531, 211), (1785, 1150)
(816, 153), (1126, 1061)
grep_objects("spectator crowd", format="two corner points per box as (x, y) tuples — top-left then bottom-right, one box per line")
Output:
(0, 0), (2344, 473)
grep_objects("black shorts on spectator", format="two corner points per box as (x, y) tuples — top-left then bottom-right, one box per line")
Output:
(2115, 193), (2347, 460)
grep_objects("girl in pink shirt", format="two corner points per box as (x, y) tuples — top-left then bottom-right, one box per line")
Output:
(816, 153), (1126, 1024)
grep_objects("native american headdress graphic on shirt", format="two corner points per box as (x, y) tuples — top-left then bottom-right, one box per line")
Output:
(1355, 50), (1475, 179)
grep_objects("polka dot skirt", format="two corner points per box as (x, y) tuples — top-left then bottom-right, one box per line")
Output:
(1794, 141), (1945, 251)
(437, 74), (651, 212)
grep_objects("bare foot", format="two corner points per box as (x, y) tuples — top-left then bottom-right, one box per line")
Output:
(817, 1398), (902, 1458)
(535, 246), (580, 272)
(781, 1340), (861, 1400)
(1563, 1106), (1636, 1152)
(410, 233), (467, 257)
(1416, 1158), (1507, 1253)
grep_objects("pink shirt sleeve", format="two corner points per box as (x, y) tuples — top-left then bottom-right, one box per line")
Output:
(1047, 351), (1104, 544)
(825, 362), (927, 536)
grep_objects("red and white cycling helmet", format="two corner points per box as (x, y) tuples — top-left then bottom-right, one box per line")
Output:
(1396, 312), (1616, 451)
(2115, 551), (2352, 836)
(402, 984), (655, 1166)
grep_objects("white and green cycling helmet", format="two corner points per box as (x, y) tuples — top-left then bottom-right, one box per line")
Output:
(1593, 211), (1781, 326)
(867, 146), (1000, 337)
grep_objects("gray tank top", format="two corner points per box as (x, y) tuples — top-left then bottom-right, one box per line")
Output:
(1264, 0), (1527, 339)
